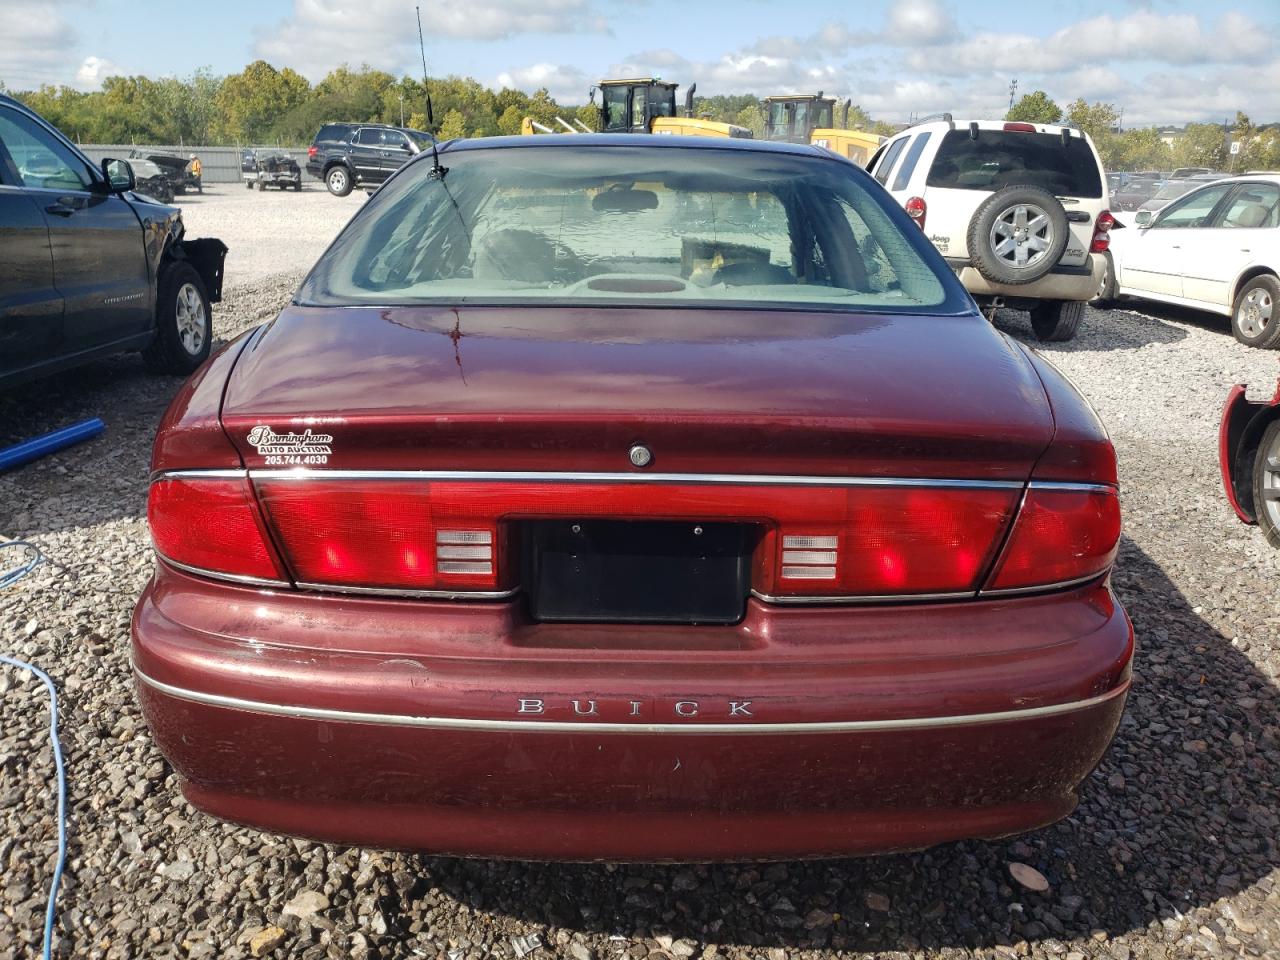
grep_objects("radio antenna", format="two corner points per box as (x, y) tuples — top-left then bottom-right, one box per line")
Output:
(416, 5), (446, 179)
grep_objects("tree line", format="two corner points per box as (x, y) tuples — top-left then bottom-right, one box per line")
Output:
(1007, 90), (1280, 173)
(5, 62), (1274, 172)
(2, 61), (897, 147)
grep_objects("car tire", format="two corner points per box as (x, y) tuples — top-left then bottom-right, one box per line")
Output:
(1029, 299), (1084, 342)
(1252, 418), (1280, 548)
(143, 262), (212, 375)
(245, 180), (253, 190)
(966, 185), (1070, 286)
(1090, 250), (1117, 307)
(326, 165), (353, 197)
(1231, 274), (1280, 349)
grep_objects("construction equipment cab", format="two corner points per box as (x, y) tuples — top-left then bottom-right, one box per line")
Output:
(764, 94), (884, 166)
(597, 79), (751, 138)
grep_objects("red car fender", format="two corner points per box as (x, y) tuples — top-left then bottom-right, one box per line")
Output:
(1220, 380), (1280, 524)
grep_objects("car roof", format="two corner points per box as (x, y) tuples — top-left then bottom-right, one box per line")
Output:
(894, 117), (1088, 139)
(436, 134), (829, 159)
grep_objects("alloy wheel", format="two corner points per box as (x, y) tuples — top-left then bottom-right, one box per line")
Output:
(175, 282), (206, 356)
(1237, 286), (1273, 339)
(1261, 427), (1280, 533)
(989, 203), (1054, 270)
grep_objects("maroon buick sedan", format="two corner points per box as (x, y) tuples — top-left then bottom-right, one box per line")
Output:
(132, 135), (1131, 861)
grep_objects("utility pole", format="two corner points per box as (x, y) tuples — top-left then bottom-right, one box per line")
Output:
(1008, 79), (1017, 113)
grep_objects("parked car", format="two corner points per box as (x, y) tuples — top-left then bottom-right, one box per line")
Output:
(129, 158), (176, 203)
(305, 121), (435, 196)
(1171, 166), (1214, 179)
(136, 151), (202, 194)
(0, 94), (227, 390)
(1135, 172), (1227, 214)
(241, 148), (302, 191)
(1109, 175), (1163, 212)
(133, 135), (1130, 861)
(869, 117), (1114, 342)
(1221, 379), (1280, 546)
(1097, 174), (1280, 347)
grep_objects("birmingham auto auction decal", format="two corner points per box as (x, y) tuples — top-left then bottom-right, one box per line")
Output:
(247, 425), (333, 465)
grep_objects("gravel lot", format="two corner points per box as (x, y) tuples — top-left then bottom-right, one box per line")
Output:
(1, 188), (1278, 960)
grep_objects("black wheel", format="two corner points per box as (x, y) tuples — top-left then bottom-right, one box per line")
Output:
(1252, 419), (1280, 548)
(1090, 250), (1116, 307)
(1029, 299), (1085, 342)
(326, 165), (353, 197)
(245, 180), (253, 190)
(143, 262), (212, 374)
(967, 185), (1070, 285)
(1232, 274), (1280, 349)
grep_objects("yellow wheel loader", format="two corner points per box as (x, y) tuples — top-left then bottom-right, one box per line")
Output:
(763, 94), (883, 166)
(522, 79), (751, 138)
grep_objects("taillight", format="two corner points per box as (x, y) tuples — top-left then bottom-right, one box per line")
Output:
(148, 477), (287, 582)
(904, 196), (927, 231)
(255, 480), (508, 593)
(764, 487), (1020, 598)
(986, 487), (1121, 592)
(1091, 210), (1115, 253)
(1003, 122), (1036, 133)
(307, 145), (317, 158)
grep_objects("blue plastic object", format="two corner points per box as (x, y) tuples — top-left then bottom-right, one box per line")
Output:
(0, 418), (105, 472)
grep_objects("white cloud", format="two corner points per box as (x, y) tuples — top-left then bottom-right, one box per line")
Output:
(885, 0), (956, 45)
(257, 0), (608, 80)
(495, 63), (593, 103)
(74, 56), (125, 90)
(0, 7), (80, 90)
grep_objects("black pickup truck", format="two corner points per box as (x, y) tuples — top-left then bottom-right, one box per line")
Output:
(305, 122), (434, 196)
(0, 95), (226, 390)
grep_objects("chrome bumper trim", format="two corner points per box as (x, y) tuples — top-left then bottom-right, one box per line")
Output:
(133, 667), (1130, 736)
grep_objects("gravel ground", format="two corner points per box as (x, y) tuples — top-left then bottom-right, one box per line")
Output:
(172, 183), (363, 287)
(1, 191), (1278, 960)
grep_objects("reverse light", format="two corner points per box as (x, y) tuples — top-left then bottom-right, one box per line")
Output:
(986, 487), (1121, 592)
(769, 487), (1020, 597)
(1091, 210), (1116, 253)
(255, 480), (504, 592)
(148, 476), (287, 582)
(904, 196), (927, 231)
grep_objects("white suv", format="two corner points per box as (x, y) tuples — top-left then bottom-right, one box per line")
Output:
(868, 117), (1114, 341)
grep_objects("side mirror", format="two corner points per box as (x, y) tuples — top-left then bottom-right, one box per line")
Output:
(101, 158), (135, 194)
(1135, 210), (1153, 227)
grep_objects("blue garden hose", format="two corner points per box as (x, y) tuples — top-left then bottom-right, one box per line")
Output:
(1, 540), (66, 960)
(0, 418), (105, 473)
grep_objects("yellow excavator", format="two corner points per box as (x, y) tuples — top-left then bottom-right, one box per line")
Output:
(522, 78), (751, 138)
(763, 94), (883, 165)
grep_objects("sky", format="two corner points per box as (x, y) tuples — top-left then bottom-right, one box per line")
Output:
(1, 0), (1276, 126)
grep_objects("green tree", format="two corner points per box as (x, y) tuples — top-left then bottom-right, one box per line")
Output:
(1006, 90), (1062, 124)
(1112, 127), (1172, 172)
(215, 60), (310, 143)
(733, 103), (765, 138)
(1064, 99), (1119, 141)
(575, 102), (600, 133)
(843, 103), (872, 130)
(1173, 123), (1228, 169)
(438, 109), (467, 140)
(497, 104), (525, 136)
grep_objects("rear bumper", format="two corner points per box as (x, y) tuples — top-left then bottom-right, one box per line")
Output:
(132, 564), (1133, 861)
(949, 255), (1103, 301)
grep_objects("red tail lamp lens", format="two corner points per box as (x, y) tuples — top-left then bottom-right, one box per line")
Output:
(904, 196), (927, 230)
(255, 480), (502, 591)
(1003, 122), (1036, 133)
(772, 487), (1019, 597)
(988, 487), (1121, 591)
(1091, 210), (1116, 253)
(148, 477), (286, 581)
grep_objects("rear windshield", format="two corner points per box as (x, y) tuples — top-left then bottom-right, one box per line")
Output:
(300, 145), (961, 313)
(926, 130), (1102, 198)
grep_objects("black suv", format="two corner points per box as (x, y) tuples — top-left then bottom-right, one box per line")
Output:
(305, 122), (434, 196)
(0, 95), (226, 390)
